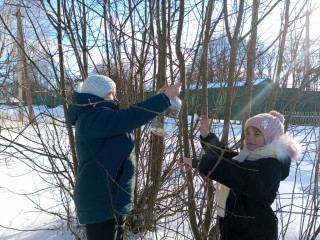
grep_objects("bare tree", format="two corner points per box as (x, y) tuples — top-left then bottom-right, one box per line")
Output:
(176, 2), (203, 240)
(0, 1), (15, 99)
(240, 0), (260, 148)
(0, 1), (319, 240)
(221, 0), (245, 145)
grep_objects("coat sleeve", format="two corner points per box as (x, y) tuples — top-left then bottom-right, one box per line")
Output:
(193, 153), (284, 201)
(84, 93), (171, 138)
(200, 133), (238, 158)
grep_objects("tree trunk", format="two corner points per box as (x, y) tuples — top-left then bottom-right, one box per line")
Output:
(16, 6), (35, 124)
(81, 0), (88, 77)
(57, 0), (78, 178)
(148, 0), (167, 228)
(241, 0), (260, 148)
(176, 1), (203, 238)
(221, 0), (244, 145)
(199, 1), (216, 239)
(268, 0), (290, 110)
(103, 0), (111, 76)
(304, 10), (310, 91)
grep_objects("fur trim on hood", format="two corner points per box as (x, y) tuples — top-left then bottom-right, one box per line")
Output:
(265, 135), (301, 163)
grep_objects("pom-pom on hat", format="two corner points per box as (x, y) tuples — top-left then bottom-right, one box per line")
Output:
(80, 74), (116, 99)
(244, 110), (285, 144)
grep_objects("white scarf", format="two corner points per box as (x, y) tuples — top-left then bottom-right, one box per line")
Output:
(215, 147), (277, 217)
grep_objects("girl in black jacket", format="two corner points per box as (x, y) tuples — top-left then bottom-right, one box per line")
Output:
(178, 111), (301, 240)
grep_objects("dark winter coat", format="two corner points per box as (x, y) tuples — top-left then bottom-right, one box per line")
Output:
(67, 92), (170, 224)
(192, 133), (292, 240)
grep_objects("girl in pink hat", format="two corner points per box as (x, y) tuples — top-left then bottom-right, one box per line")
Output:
(178, 111), (301, 240)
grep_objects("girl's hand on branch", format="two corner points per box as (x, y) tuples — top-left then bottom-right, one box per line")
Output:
(177, 157), (192, 172)
(199, 115), (210, 138)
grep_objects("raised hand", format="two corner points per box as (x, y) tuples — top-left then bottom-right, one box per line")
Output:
(157, 84), (169, 94)
(164, 82), (182, 99)
(199, 115), (210, 138)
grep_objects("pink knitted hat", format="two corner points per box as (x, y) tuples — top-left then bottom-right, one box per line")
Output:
(244, 110), (285, 144)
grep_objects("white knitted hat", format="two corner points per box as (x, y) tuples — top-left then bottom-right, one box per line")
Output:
(80, 75), (116, 98)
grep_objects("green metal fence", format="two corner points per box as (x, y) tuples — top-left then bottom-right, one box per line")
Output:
(29, 86), (320, 124)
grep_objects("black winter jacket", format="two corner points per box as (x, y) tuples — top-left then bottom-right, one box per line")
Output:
(192, 133), (291, 240)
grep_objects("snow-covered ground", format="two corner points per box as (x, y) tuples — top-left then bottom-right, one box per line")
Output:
(0, 105), (319, 239)
(0, 105), (75, 240)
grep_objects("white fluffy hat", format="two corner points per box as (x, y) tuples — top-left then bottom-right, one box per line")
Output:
(80, 74), (116, 98)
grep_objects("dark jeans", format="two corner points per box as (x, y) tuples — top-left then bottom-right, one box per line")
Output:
(86, 217), (124, 240)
